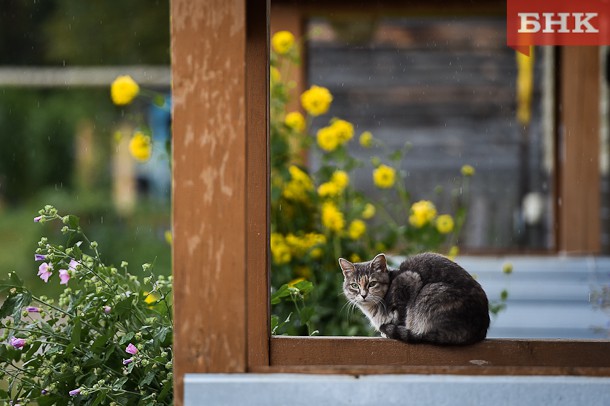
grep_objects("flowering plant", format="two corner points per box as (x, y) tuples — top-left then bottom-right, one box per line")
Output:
(0, 206), (172, 405)
(269, 31), (473, 335)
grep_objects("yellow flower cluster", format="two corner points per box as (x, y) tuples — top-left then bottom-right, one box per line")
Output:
(348, 219), (367, 240)
(271, 232), (326, 265)
(286, 232), (326, 258)
(282, 165), (313, 201)
(316, 119), (354, 152)
(301, 85), (333, 117)
(409, 200), (455, 234)
(270, 66), (281, 85)
(272, 30), (295, 55)
(129, 131), (152, 162)
(317, 170), (350, 198)
(110, 75), (139, 106)
(373, 164), (396, 189)
(285, 111), (306, 133)
(409, 200), (437, 228)
(271, 233), (292, 265)
(321, 202), (345, 232)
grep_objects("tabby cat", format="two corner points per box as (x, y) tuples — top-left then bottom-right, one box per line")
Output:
(339, 252), (490, 345)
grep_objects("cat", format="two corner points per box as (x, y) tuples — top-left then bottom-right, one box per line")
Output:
(339, 252), (490, 345)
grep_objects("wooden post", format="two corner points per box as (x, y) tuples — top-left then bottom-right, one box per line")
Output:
(171, 0), (269, 403)
(558, 47), (601, 254)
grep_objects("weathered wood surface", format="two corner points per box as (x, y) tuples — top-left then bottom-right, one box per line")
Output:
(172, 0), (264, 403)
(270, 336), (610, 375)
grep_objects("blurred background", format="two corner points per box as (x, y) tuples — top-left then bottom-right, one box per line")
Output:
(0, 0), (171, 297)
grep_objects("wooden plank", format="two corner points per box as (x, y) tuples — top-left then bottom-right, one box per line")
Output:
(171, 0), (251, 403)
(558, 47), (601, 254)
(246, 0), (271, 370)
(270, 337), (610, 370)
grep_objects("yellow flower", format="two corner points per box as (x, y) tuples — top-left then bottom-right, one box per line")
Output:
(409, 200), (437, 228)
(270, 233), (292, 265)
(350, 253), (362, 263)
(283, 166), (313, 201)
(129, 132), (152, 162)
(321, 202), (345, 232)
(359, 131), (373, 148)
(164, 230), (172, 245)
(271, 30), (295, 55)
(331, 170), (349, 189)
(502, 262), (513, 275)
(348, 219), (367, 240)
(110, 75), (139, 106)
(301, 85), (333, 116)
(330, 119), (354, 143)
(362, 203), (376, 219)
(317, 182), (341, 198)
(270, 66), (281, 84)
(436, 214), (455, 234)
(316, 126), (340, 152)
(285, 111), (306, 132)
(461, 164), (475, 177)
(373, 164), (396, 189)
(447, 246), (459, 260)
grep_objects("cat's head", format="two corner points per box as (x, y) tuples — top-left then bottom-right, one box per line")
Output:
(338, 253), (389, 307)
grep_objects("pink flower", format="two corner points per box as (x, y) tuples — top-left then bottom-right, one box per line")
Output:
(103, 306), (112, 314)
(37, 263), (52, 283)
(26, 306), (40, 313)
(123, 358), (133, 365)
(68, 259), (80, 271)
(125, 343), (138, 355)
(9, 337), (26, 349)
(68, 388), (81, 396)
(34, 216), (42, 222)
(59, 269), (70, 285)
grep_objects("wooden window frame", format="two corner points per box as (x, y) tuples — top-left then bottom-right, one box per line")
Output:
(171, 1), (609, 404)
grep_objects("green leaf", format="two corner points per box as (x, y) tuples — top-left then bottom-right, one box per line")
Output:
(71, 317), (82, 346)
(114, 297), (134, 317)
(119, 332), (135, 345)
(91, 390), (107, 406)
(0, 290), (32, 325)
(0, 272), (24, 293)
(113, 376), (129, 391)
(293, 280), (314, 295)
(271, 315), (279, 334)
(65, 214), (80, 229)
(270, 284), (291, 305)
(157, 379), (172, 402)
(140, 370), (156, 386)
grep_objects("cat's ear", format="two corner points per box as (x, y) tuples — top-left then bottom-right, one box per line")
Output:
(338, 258), (355, 277)
(372, 253), (387, 272)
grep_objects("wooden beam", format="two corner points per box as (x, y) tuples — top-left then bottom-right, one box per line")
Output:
(172, 0), (268, 403)
(246, 0), (271, 370)
(270, 337), (610, 374)
(558, 47), (601, 254)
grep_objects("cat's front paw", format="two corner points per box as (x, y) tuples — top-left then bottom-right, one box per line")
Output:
(379, 323), (396, 338)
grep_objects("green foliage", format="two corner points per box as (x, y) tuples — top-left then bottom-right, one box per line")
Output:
(0, 206), (172, 405)
(44, 0), (170, 65)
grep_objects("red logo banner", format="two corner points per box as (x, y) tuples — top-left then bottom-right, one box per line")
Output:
(507, 0), (610, 55)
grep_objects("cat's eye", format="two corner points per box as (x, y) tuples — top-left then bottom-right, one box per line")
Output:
(349, 282), (359, 289)
(368, 281), (378, 288)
